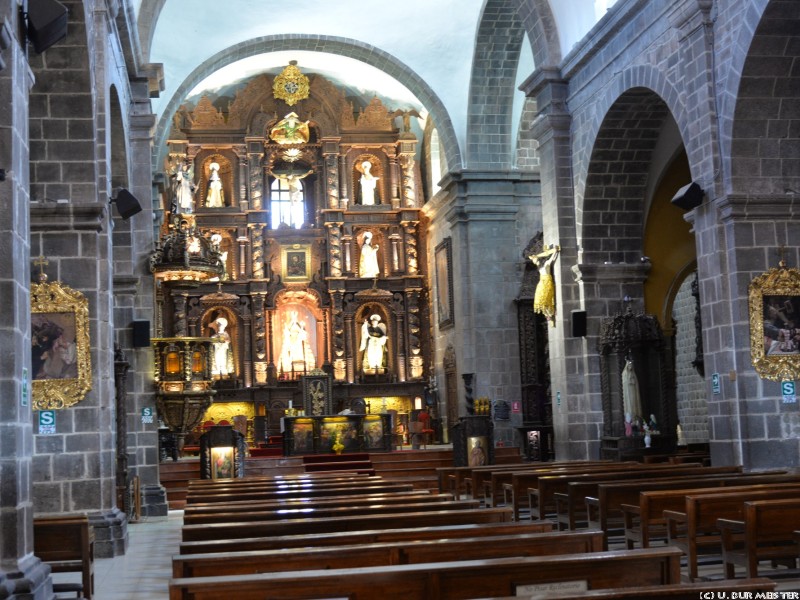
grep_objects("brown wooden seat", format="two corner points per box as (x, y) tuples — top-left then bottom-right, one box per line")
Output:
(34, 515), (95, 600)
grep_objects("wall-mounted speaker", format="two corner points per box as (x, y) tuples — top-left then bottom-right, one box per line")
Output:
(26, 0), (69, 54)
(671, 181), (704, 211)
(115, 188), (143, 219)
(131, 320), (150, 348)
(571, 310), (587, 338)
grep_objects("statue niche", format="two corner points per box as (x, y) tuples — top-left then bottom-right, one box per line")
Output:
(200, 155), (233, 208)
(357, 230), (382, 278)
(204, 310), (236, 379)
(275, 303), (317, 380)
(354, 155), (383, 206)
(358, 306), (389, 376)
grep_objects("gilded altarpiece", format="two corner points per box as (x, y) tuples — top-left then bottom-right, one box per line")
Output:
(156, 69), (430, 439)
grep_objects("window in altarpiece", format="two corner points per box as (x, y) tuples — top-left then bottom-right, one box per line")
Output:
(270, 177), (306, 229)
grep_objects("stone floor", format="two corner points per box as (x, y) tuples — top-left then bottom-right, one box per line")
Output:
(51, 508), (800, 599)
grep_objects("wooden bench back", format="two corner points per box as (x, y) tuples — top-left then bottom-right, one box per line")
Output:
(181, 506), (513, 542)
(34, 515), (94, 600)
(169, 547), (682, 600)
(173, 530), (605, 578)
(179, 519), (555, 555)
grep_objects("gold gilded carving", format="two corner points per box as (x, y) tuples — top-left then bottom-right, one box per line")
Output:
(356, 97), (393, 130)
(31, 279), (93, 410)
(270, 112), (310, 145)
(273, 62), (310, 106)
(749, 263), (800, 381)
(191, 96), (226, 127)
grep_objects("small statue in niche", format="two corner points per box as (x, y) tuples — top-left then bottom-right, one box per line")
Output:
(211, 317), (232, 377)
(358, 231), (380, 278)
(278, 310), (315, 375)
(206, 162), (224, 208)
(173, 160), (196, 213)
(360, 314), (387, 372)
(357, 160), (379, 205)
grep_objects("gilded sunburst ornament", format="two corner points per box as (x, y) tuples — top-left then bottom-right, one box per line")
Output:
(273, 62), (310, 106)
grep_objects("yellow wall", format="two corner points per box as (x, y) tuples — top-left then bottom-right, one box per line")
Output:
(643, 152), (696, 327)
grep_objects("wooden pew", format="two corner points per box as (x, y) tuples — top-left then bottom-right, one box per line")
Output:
(34, 515), (95, 600)
(471, 460), (621, 505)
(173, 530), (605, 578)
(187, 471), (373, 487)
(664, 488), (800, 580)
(185, 481), (415, 504)
(586, 470), (792, 544)
(181, 506), (514, 542)
(184, 475), (384, 498)
(476, 578), (777, 599)
(486, 461), (644, 509)
(508, 462), (705, 522)
(552, 465), (743, 530)
(718, 498), (800, 578)
(529, 463), (720, 522)
(183, 499), (482, 525)
(179, 520), (555, 555)
(169, 547), (683, 600)
(621, 478), (800, 550)
(184, 490), (442, 516)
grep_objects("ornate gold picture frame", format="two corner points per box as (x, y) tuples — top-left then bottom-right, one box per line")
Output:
(282, 244), (311, 282)
(749, 265), (800, 381)
(31, 281), (92, 410)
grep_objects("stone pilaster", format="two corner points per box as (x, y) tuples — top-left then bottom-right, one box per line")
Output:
(0, 8), (52, 597)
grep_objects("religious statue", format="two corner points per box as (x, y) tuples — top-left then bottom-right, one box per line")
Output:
(206, 162), (224, 207)
(211, 317), (231, 377)
(270, 112), (310, 145)
(357, 160), (379, 205)
(358, 231), (380, 278)
(529, 245), (559, 324)
(210, 233), (228, 280)
(173, 161), (196, 213)
(360, 314), (387, 372)
(278, 310), (315, 375)
(269, 166), (314, 203)
(390, 108), (422, 134)
(622, 357), (643, 425)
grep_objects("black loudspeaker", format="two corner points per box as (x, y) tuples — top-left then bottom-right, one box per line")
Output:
(27, 0), (69, 54)
(115, 188), (143, 219)
(571, 310), (587, 338)
(671, 181), (704, 211)
(131, 321), (150, 348)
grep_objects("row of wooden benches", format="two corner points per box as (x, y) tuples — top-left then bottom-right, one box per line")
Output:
(437, 458), (800, 581)
(169, 469), (781, 599)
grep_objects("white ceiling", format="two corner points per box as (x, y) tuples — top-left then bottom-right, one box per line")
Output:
(141, 0), (612, 158)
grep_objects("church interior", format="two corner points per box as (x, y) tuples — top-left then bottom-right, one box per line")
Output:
(1, 0), (800, 597)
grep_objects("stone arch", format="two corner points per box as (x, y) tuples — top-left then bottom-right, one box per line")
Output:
(153, 36), (461, 171)
(728, 0), (800, 196)
(578, 87), (675, 265)
(466, 0), (528, 169)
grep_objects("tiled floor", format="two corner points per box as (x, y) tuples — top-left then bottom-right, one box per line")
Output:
(53, 510), (183, 600)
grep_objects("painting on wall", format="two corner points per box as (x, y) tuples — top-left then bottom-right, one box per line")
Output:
(435, 237), (454, 328)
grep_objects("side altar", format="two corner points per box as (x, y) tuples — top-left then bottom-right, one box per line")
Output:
(281, 413), (393, 455)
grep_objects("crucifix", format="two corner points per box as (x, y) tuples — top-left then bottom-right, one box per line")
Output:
(33, 255), (49, 282)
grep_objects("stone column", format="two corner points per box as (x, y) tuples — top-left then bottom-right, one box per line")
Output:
(0, 10), (52, 597)
(521, 68), (588, 459)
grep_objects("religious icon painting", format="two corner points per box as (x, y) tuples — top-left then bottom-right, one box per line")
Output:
(282, 244), (311, 282)
(435, 238), (454, 328)
(31, 279), (92, 410)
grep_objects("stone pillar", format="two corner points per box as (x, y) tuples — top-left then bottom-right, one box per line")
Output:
(0, 9), (53, 597)
(434, 171), (538, 437)
(521, 68), (588, 459)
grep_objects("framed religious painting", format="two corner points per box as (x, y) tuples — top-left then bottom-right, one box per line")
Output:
(749, 263), (800, 381)
(31, 280), (92, 410)
(282, 243), (311, 282)
(435, 237), (454, 328)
